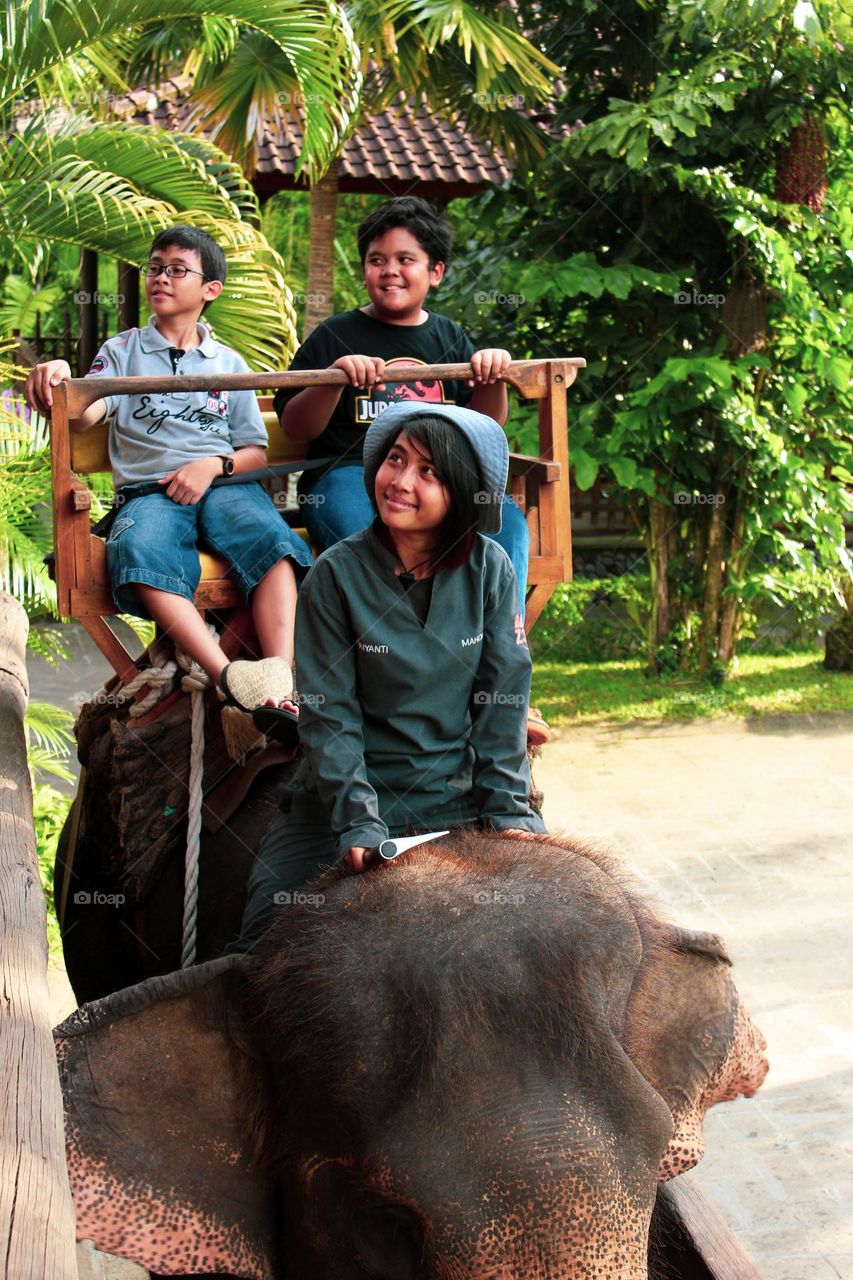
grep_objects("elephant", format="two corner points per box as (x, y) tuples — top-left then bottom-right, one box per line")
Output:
(56, 830), (768, 1280)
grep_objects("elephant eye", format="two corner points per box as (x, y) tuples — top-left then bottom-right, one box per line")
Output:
(354, 1203), (426, 1277)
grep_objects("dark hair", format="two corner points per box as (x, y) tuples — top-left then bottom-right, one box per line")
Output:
(149, 225), (228, 285)
(357, 198), (453, 269)
(371, 415), (483, 570)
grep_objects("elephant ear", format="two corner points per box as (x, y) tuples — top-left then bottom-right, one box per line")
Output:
(622, 925), (767, 1183)
(55, 956), (278, 1279)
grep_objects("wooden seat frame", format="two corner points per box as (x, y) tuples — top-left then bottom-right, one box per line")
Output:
(49, 358), (584, 682)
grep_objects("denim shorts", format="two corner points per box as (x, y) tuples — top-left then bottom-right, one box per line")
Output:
(105, 482), (313, 618)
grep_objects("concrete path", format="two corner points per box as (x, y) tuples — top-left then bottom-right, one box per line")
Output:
(536, 714), (853, 1280)
(29, 627), (852, 1277)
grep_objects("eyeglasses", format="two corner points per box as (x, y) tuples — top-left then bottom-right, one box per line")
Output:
(143, 263), (207, 280)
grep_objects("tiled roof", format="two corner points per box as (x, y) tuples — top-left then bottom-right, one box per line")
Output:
(115, 81), (512, 199)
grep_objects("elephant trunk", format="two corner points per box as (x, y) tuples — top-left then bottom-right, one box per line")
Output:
(370, 1090), (669, 1280)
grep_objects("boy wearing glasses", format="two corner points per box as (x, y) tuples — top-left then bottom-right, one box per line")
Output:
(25, 226), (312, 739)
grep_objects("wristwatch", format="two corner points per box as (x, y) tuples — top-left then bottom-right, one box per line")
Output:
(220, 455), (235, 476)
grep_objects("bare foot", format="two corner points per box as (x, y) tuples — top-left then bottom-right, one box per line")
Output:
(263, 697), (299, 716)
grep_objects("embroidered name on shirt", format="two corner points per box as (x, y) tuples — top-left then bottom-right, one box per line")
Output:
(130, 395), (229, 436)
(357, 640), (389, 653)
(461, 633), (484, 647)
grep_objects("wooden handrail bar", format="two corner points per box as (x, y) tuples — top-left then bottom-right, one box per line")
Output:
(49, 357), (585, 677)
(62, 358), (586, 417)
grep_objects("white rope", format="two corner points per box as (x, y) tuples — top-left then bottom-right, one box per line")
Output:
(173, 639), (216, 970)
(124, 662), (178, 717)
(180, 676), (207, 968)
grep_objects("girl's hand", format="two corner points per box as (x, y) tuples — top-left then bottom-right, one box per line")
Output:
(159, 456), (221, 504)
(343, 846), (370, 874)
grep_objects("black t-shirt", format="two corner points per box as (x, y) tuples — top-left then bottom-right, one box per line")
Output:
(274, 308), (475, 489)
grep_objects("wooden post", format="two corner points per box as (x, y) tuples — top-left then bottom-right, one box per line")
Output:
(0, 595), (77, 1278)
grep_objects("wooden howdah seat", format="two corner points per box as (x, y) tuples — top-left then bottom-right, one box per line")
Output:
(48, 359), (585, 681)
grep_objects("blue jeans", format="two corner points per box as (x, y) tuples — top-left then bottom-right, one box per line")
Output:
(302, 465), (529, 604)
(106, 483), (313, 618)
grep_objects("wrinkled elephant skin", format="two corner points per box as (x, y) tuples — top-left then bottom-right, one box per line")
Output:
(56, 832), (768, 1279)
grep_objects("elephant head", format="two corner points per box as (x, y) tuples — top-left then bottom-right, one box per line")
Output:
(57, 832), (767, 1279)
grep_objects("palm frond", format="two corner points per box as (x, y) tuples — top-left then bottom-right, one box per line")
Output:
(24, 700), (75, 758)
(25, 623), (70, 665)
(0, 275), (64, 332)
(125, 16), (240, 85)
(117, 614), (156, 649)
(0, 117), (297, 365)
(352, 0), (557, 94)
(350, 0), (558, 162)
(1, 0), (362, 179)
(182, 31), (302, 176)
(27, 745), (75, 786)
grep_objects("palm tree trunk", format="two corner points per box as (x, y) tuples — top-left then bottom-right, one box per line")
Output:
(304, 158), (341, 339)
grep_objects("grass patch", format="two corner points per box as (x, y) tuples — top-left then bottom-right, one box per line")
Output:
(531, 649), (853, 727)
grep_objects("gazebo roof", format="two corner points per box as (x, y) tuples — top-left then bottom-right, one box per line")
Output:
(116, 81), (513, 199)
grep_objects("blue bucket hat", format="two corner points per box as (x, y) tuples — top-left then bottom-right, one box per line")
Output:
(362, 401), (509, 534)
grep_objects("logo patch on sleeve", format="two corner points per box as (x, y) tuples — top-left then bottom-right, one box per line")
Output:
(206, 391), (229, 416)
(87, 355), (109, 375)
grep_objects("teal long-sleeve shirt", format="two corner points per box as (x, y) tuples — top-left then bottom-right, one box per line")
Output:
(294, 524), (547, 856)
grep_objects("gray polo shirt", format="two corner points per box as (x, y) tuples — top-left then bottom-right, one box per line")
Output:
(85, 319), (267, 487)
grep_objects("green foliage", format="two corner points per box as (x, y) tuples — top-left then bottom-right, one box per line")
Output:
(0, 385), (57, 614)
(349, 0), (559, 166)
(0, 0), (361, 181)
(32, 780), (71, 957)
(529, 562), (839, 666)
(529, 576), (650, 664)
(0, 0), (371, 368)
(531, 651), (853, 728)
(444, 0), (853, 671)
(261, 190), (385, 327)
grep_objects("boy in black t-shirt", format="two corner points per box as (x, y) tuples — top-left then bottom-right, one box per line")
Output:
(275, 197), (528, 592)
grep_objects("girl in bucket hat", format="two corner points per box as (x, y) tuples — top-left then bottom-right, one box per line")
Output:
(233, 402), (546, 948)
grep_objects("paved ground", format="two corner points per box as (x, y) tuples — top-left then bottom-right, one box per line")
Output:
(30, 626), (853, 1278)
(536, 714), (853, 1280)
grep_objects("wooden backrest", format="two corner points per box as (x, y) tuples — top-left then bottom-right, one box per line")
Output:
(50, 359), (585, 644)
